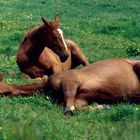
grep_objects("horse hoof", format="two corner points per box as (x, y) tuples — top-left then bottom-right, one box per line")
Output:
(102, 104), (110, 110)
(42, 75), (48, 81)
(64, 110), (74, 116)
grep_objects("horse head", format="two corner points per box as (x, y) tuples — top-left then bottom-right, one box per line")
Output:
(41, 16), (69, 62)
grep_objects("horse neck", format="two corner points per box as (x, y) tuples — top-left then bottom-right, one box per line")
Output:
(26, 25), (47, 59)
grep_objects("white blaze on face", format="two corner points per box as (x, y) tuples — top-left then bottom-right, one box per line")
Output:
(57, 28), (68, 50)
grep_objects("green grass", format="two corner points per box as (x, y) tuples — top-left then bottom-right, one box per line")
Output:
(0, 0), (140, 139)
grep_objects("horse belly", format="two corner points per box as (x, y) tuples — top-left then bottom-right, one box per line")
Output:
(78, 73), (140, 102)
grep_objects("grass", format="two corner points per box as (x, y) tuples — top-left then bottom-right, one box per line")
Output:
(0, 0), (140, 139)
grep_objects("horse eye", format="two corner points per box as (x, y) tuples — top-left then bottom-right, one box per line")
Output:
(53, 36), (58, 40)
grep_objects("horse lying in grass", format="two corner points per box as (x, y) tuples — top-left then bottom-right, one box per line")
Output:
(1, 59), (140, 114)
(17, 16), (88, 79)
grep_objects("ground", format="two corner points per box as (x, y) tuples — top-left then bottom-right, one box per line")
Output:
(0, 0), (140, 139)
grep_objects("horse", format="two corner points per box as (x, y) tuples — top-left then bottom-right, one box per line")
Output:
(16, 16), (89, 79)
(2, 59), (140, 114)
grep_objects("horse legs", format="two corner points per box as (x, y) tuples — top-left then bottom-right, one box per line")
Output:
(74, 98), (107, 111)
(61, 79), (109, 115)
(61, 80), (79, 114)
(74, 98), (88, 109)
(62, 82), (105, 114)
(71, 47), (89, 66)
(21, 72), (31, 79)
(24, 66), (46, 79)
(65, 39), (89, 67)
(0, 81), (48, 96)
(0, 82), (13, 95)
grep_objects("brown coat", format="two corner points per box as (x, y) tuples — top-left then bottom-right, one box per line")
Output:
(16, 16), (88, 78)
(0, 59), (140, 114)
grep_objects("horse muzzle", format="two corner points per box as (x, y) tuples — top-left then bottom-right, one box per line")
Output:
(52, 47), (69, 62)
(60, 53), (69, 62)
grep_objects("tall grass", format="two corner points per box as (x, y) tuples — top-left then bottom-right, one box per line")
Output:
(0, 0), (140, 139)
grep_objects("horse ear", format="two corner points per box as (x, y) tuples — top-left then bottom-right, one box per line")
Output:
(42, 17), (47, 24)
(41, 17), (51, 27)
(55, 15), (59, 23)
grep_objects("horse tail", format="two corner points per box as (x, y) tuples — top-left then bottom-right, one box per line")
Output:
(0, 80), (49, 96)
(132, 61), (140, 81)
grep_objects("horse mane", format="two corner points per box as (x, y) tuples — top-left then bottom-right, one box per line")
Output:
(27, 20), (58, 39)
(26, 24), (45, 42)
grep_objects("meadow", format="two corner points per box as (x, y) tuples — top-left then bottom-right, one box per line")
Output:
(0, 0), (140, 139)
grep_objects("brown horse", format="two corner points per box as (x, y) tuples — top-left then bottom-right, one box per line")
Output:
(1, 59), (140, 114)
(17, 16), (88, 79)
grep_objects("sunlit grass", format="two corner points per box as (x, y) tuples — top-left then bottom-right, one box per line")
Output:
(0, 0), (140, 139)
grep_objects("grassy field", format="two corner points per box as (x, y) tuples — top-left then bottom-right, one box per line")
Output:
(0, 0), (140, 139)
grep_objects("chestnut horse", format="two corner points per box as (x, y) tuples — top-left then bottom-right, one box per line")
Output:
(17, 16), (88, 79)
(1, 59), (140, 114)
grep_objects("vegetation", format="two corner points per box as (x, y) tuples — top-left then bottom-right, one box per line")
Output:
(0, 0), (140, 139)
